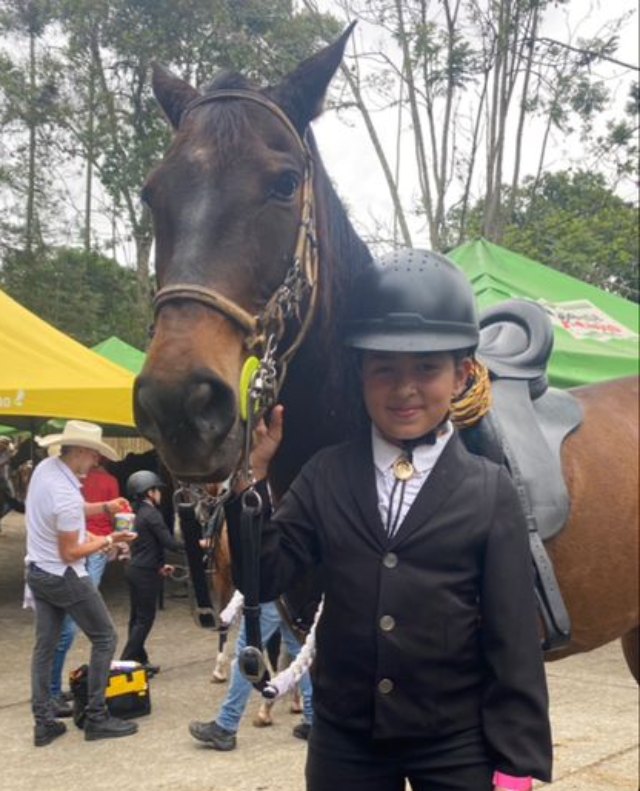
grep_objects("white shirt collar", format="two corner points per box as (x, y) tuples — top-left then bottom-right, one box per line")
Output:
(52, 456), (83, 490)
(372, 421), (453, 476)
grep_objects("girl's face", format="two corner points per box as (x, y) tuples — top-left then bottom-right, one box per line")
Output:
(361, 351), (471, 444)
(147, 488), (162, 506)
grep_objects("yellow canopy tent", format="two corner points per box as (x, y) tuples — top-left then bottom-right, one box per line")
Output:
(0, 289), (135, 427)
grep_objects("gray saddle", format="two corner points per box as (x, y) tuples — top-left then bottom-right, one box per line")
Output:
(461, 299), (584, 651)
(466, 299), (583, 543)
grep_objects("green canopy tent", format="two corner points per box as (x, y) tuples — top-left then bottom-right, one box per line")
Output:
(448, 238), (639, 388)
(92, 336), (146, 375)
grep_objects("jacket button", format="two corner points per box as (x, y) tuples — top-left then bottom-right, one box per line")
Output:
(378, 678), (394, 694)
(379, 615), (395, 632)
(383, 552), (398, 568)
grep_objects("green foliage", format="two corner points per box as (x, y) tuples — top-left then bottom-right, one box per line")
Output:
(446, 170), (639, 302)
(0, 246), (150, 347)
(590, 81), (639, 181)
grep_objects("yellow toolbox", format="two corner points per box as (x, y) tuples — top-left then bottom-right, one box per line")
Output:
(70, 662), (151, 725)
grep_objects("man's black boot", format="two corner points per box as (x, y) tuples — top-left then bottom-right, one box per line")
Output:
(34, 720), (67, 747)
(84, 713), (138, 741)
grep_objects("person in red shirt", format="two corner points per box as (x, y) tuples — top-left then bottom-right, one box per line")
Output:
(49, 458), (122, 713)
(83, 460), (120, 538)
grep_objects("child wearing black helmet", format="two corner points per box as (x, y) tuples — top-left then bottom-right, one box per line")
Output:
(120, 470), (183, 674)
(216, 249), (552, 791)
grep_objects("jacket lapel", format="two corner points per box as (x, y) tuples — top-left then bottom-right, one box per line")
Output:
(345, 432), (389, 549)
(390, 432), (469, 546)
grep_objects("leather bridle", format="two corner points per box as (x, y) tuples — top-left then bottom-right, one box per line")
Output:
(152, 89), (320, 405)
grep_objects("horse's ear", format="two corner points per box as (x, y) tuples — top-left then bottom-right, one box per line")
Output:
(268, 23), (356, 132)
(152, 64), (200, 129)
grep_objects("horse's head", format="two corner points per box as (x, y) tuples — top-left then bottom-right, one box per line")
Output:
(134, 28), (354, 481)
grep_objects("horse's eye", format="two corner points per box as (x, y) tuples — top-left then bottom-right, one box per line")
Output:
(270, 171), (300, 201)
(140, 185), (153, 207)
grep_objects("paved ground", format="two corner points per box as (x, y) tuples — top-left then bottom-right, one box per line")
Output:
(0, 511), (637, 791)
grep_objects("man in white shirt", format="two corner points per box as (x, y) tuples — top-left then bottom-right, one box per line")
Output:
(26, 421), (138, 746)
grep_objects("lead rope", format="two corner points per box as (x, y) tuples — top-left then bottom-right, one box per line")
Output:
(262, 596), (324, 701)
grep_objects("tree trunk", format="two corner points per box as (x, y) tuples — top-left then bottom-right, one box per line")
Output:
(395, 0), (437, 247)
(457, 72), (489, 245)
(434, 0), (461, 246)
(509, 5), (539, 218)
(339, 61), (413, 248)
(83, 53), (96, 252)
(134, 216), (153, 310)
(25, 25), (37, 255)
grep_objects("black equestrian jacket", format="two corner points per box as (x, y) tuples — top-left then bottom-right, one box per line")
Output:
(129, 501), (182, 571)
(225, 430), (552, 781)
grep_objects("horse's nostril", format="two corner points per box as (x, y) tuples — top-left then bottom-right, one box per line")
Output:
(134, 382), (161, 441)
(185, 373), (236, 440)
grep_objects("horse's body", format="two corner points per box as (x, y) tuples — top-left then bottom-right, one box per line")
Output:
(547, 377), (638, 673)
(135, 33), (639, 680)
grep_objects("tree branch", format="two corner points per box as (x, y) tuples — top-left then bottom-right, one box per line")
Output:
(532, 37), (640, 72)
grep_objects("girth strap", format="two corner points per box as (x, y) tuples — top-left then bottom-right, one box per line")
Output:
(499, 430), (571, 651)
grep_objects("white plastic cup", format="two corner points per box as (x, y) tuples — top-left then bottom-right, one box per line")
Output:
(114, 512), (136, 532)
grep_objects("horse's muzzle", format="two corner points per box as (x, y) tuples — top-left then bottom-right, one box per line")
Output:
(133, 369), (241, 480)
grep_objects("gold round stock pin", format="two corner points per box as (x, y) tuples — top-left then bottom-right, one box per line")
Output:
(393, 457), (414, 481)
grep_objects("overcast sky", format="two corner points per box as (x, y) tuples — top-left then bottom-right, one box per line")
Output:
(307, 0), (639, 250)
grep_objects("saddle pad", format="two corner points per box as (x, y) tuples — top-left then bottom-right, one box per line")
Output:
(490, 379), (583, 541)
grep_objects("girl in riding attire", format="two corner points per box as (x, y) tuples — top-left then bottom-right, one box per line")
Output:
(199, 250), (552, 791)
(120, 470), (183, 675)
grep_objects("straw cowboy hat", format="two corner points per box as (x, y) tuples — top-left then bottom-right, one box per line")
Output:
(36, 420), (119, 462)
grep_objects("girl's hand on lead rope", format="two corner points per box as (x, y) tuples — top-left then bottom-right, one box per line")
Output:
(250, 405), (284, 481)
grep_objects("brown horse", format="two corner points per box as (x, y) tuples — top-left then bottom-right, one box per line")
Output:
(134, 32), (639, 680)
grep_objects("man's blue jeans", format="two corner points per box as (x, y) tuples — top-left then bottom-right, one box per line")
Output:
(217, 601), (314, 732)
(50, 552), (108, 696)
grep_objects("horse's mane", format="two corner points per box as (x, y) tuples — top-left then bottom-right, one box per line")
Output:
(304, 130), (371, 412)
(203, 70), (257, 93)
(306, 129), (372, 332)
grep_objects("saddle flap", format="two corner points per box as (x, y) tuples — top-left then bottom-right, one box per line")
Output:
(477, 299), (554, 386)
(491, 380), (583, 541)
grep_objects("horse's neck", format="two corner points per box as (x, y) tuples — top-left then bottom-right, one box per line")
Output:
(271, 146), (371, 496)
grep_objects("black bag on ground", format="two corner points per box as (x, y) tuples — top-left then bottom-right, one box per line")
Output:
(70, 663), (151, 727)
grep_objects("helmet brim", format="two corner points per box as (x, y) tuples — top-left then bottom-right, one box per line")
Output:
(344, 330), (478, 353)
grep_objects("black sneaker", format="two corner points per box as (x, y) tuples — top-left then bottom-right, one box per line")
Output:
(142, 663), (160, 678)
(84, 714), (138, 741)
(51, 695), (73, 718)
(292, 721), (311, 741)
(189, 720), (236, 751)
(34, 720), (67, 747)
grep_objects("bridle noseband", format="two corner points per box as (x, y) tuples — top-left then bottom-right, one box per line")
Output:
(152, 89), (320, 422)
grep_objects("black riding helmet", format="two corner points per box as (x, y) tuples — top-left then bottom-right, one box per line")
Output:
(126, 470), (165, 501)
(344, 248), (479, 353)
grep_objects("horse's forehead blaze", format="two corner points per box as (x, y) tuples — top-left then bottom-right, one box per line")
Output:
(183, 144), (217, 167)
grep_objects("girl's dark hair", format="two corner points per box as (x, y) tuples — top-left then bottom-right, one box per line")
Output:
(453, 347), (476, 365)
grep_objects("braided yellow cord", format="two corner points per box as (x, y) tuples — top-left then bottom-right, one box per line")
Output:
(451, 361), (492, 429)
